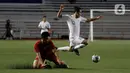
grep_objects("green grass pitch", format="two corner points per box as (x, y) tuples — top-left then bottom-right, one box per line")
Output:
(0, 40), (130, 73)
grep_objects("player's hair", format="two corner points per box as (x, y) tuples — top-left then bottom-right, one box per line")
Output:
(74, 6), (81, 13)
(41, 32), (50, 38)
(43, 15), (46, 18)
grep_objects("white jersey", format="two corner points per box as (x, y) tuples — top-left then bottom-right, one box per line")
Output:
(38, 21), (51, 34)
(63, 14), (87, 40)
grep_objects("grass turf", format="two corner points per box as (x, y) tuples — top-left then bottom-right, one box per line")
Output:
(0, 40), (130, 73)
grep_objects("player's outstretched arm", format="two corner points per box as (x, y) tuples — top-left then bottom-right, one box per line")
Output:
(57, 4), (64, 18)
(53, 48), (60, 59)
(38, 22), (43, 29)
(47, 28), (52, 34)
(86, 16), (102, 23)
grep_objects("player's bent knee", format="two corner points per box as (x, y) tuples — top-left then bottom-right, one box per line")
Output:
(33, 60), (40, 69)
(84, 42), (88, 45)
(82, 40), (88, 45)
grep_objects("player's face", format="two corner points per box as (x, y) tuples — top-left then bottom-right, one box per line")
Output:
(75, 12), (81, 18)
(43, 38), (48, 43)
(41, 37), (50, 43)
(43, 17), (46, 22)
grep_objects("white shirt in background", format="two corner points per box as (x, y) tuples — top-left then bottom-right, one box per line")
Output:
(38, 21), (51, 34)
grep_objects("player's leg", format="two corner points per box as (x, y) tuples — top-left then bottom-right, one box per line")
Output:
(68, 39), (76, 52)
(47, 54), (69, 68)
(33, 56), (46, 69)
(70, 37), (88, 56)
(8, 30), (13, 40)
(5, 30), (9, 40)
(74, 37), (88, 50)
(57, 46), (70, 51)
(10, 30), (14, 40)
(57, 39), (75, 52)
(57, 36), (76, 52)
(65, 39), (81, 56)
(33, 56), (41, 69)
(56, 39), (81, 55)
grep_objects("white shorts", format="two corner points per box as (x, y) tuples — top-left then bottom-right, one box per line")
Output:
(69, 37), (85, 46)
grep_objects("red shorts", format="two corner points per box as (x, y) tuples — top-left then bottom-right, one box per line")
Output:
(35, 53), (60, 65)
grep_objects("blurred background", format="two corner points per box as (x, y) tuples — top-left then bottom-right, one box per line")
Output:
(0, 0), (130, 40)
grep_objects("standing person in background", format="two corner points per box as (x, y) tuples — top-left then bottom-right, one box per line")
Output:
(38, 15), (52, 36)
(5, 19), (14, 40)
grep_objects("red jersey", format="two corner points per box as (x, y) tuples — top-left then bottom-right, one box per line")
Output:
(34, 40), (56, 57)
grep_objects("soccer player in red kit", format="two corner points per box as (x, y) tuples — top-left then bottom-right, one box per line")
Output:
(33, 32), (68, 69)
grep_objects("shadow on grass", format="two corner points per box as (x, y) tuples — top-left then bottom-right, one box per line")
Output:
(8, 64), (34, 69)
(63, 67), (99, 71)
(61, 68), (88, 70)
(7, 64), (90, 70)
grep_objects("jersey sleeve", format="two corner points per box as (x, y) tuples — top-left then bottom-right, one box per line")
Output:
(38, 22), (42, 28)
(80, 16), (87, 22)
(62, 14), (69, 17)
(34, 41), (40, 53)
(61, 14), (70, 20)
(46, 22), (51, 29)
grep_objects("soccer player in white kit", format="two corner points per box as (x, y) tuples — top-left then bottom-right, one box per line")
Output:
(57, 4), (102, 56)
(38, 15), (51, 35)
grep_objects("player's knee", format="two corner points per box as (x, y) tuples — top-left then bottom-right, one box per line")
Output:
(33, 60), (38, 68)
(60, 61), (65, 65)
(33, 60), (46, 69)
(33, 60), (40, 69)
(84, 42), (88, 45)
(55, 60), (62, 65)
(82, 40), (88, 45)
(57, 61), (65, 65)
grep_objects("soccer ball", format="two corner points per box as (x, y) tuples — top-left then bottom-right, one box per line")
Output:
(92, 55), (100, 63)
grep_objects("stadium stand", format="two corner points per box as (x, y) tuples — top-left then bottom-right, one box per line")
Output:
(0, 1), (130, 39)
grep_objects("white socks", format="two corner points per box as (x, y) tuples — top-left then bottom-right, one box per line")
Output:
(74, 44), (85, 50)
(57, 46), (70, 51)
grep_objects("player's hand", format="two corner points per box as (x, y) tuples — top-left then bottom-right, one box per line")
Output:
(40, 64), (45, 69)
(96, 16), (102, 19)
(48, 30), (52, 34)
(60, 4), (64, 10)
